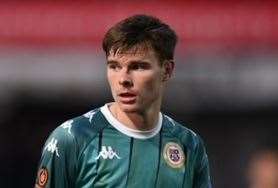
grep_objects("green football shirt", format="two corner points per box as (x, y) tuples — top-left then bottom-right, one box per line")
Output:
(35, 104), (212, 188)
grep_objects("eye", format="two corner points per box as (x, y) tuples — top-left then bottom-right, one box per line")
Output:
(108, 64), (116, 69)
(108, 63), (121, 71)
(130, 62), (150, 70)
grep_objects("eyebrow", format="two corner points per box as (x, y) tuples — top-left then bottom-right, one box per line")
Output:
(107, 60), (119, 65)
(107, 60), (150, 65)
(129, 60), (151, 66)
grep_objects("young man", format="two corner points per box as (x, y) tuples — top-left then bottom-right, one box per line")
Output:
(35, 15), (212, 188)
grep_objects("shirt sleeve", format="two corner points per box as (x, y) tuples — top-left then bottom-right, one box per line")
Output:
(35, 121), (78, 188)
(193, 136), (212, 188)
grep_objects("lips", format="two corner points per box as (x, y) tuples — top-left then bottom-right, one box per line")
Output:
(118, 92), (137, 104)
(119, 93), (136, 97)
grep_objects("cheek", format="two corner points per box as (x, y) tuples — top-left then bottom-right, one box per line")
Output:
(107, 71), (115, 84)
(107, 72), (117, 91)
(139, 73), (162, 96)
(107, 73), (118, 100)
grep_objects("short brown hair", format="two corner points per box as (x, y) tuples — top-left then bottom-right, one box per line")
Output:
(102, 14), (177, 62)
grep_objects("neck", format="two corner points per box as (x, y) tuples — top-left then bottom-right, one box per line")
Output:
(109, 102), (161, 131)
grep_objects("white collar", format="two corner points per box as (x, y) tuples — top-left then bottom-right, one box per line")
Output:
(100, 103), (162, 139)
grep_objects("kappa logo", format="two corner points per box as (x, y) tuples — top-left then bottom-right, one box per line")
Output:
(44, 138), (60, 157)
(61, 120), (73, 134)
(84, 110), (97, 123)
(95, 146), (121, 160)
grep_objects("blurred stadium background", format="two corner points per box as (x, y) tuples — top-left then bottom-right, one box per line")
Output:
(0, 1), (277, 187)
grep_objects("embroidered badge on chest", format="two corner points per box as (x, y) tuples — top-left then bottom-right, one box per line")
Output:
(163, 142), (185, 168)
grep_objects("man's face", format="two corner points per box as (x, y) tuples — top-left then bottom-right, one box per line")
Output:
(106, 46), (168, 113)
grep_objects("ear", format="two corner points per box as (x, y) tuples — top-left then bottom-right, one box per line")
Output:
(162, 60), (175, 81)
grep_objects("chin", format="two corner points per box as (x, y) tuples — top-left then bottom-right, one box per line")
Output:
(118, 103), (142, 113)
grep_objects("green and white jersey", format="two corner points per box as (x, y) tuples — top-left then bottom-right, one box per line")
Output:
(35, 104), (212, 188)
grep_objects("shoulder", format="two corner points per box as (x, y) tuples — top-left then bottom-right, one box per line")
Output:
(45, 108), (107, 153)
(162, 114), (205, 151)
(69, 108), (106, 139)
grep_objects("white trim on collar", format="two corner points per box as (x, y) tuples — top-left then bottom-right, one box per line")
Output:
(100, 103), (162, 139)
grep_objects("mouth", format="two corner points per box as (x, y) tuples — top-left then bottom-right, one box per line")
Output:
(118, 92), (137, 104)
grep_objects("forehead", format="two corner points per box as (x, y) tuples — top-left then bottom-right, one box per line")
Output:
(107, 45), (159, 63)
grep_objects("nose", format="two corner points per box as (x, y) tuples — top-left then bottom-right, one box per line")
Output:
(119, 69), (133, 88)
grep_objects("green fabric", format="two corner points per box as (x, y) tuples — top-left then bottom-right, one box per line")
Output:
(35, 108), (212, 188)
(126, 136), (160, 188)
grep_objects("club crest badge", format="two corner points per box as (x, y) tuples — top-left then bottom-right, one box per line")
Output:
(163, 142), (185, 168)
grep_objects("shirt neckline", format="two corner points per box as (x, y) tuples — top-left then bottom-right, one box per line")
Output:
(100, 103), (162, 139)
